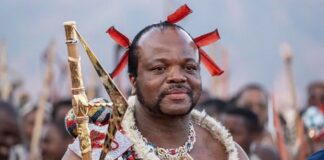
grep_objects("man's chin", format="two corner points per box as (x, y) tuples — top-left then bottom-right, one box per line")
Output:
(159, 104), (193, 116)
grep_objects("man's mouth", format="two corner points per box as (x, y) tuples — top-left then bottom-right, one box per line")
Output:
(165, 88), (190, 100)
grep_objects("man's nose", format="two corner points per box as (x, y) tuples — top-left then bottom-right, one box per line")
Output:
(166, 67), (187, 83)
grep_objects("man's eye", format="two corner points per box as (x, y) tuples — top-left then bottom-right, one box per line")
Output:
(151, 66), (166, 73)
(185, 65), (198, 72)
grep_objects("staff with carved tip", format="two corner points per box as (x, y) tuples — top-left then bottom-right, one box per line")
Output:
(29, 41), (56, 160)
(0, 42), (11, 101)
(64, 21), (92, 160)
(280, 43), (306, 160)
(72, 25), (128, 160)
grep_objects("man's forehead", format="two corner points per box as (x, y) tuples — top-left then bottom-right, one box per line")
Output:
(136, 27), (199, 62)
(137, 26), (194, 46)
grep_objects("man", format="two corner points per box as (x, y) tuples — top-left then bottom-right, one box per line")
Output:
(63, 21), (248, 160)
(52, 99), (72, 122)
(302, 81), (324, 154)
(41, 120), (73, 160)
(0, 101), (21, 160)
(231, 84), (275, 146)
(196, 98), (227, 120)
(306, 81), (324, 109)
(233, 84), (268, 127)
(18, 101), (51, 159)
(221, 107), (279, 160)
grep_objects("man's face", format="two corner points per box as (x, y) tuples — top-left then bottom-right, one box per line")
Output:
(0, 110), (20, 159)
(220, 114), (252, 153)
(41, 124), (66, 160)
(237, 89), (268, 126)
(131, 27), (201, 116)
(55, 105), (70, 122)
(309, 86), (324, 106)
(22, 110), (36, 143)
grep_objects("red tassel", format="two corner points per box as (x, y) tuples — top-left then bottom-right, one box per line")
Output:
(199, 49), (223, 76)
(194, 29), (220, 47)
(166, 4), (192, 24)
(110, 51), (129, 78)
(106, 27), (130, 48)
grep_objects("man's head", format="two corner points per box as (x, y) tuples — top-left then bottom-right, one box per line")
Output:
(20, 104), (37, 145)
(52, 99), (72, 122)
(234, 84), (268, 126)
(196, 98), (227, 120)
(128, 22), (202, 117)
(220, 107), (262, 154)
(307, 81), (324, 107)
(20, 102), (50, 146)
(41, 120), (73, 160)
(0, 101), (20, 159)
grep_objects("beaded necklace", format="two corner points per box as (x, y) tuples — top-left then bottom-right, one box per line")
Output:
(134, 122), (196, 160)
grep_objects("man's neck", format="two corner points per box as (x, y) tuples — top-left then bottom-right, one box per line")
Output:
(134, 101), (191, 149)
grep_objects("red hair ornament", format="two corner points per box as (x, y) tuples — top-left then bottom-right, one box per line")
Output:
(107, 4), (223, 78)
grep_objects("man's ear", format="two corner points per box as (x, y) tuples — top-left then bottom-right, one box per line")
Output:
(129, 74), (136, 95)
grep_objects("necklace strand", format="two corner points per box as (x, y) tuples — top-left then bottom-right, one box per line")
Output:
(137, 122), (196, 159)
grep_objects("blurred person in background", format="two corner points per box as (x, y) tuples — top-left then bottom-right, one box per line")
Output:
(196, 98), (227, 120)
(18, 101), (51, 158)
(220, 107), (280, 160)
(41, 120), (73, 160)
(197, 89), (211, 106)
(52, 99), (72, 122)
(0, 101), (22, 160)
(230, 83), (274, 146)
(306, 81), (324, 109)
(302, 81), (324, 153)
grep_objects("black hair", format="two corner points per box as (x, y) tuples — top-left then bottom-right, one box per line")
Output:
(307, 81), (324, 106)
(52, 99), (71, 121)
(128, 21), (195, 77)
(224, 107), (262, 133)
(229, 83), (268, 106)
(197, 98), (227, 115)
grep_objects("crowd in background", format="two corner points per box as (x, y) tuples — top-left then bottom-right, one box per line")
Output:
(0, 80), (323, 160)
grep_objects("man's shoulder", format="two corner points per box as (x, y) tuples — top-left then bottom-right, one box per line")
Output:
(190, 110), (248, 159)
(65, 97), (112, 138)
(192, 123), (228, 159)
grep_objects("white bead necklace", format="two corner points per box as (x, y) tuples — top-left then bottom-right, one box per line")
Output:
(134, 122), (196, 160)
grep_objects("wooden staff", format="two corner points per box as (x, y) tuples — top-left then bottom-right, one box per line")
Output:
(210, 46), (229, 100)
(64, 21), (92, 160)
(0, 42), (11, 101)
(72, 26), (128, 160)
(220, 47), (230, 100)
(280, 43), (307, 160)
(272, 95), (289, 160)
(29, 41), (56, 160)
(209, 44), (220, 98)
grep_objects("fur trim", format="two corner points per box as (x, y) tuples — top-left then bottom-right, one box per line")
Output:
(121, 96), (239, 160)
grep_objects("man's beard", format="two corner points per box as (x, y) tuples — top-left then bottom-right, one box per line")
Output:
(136, 83), (198, 116)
